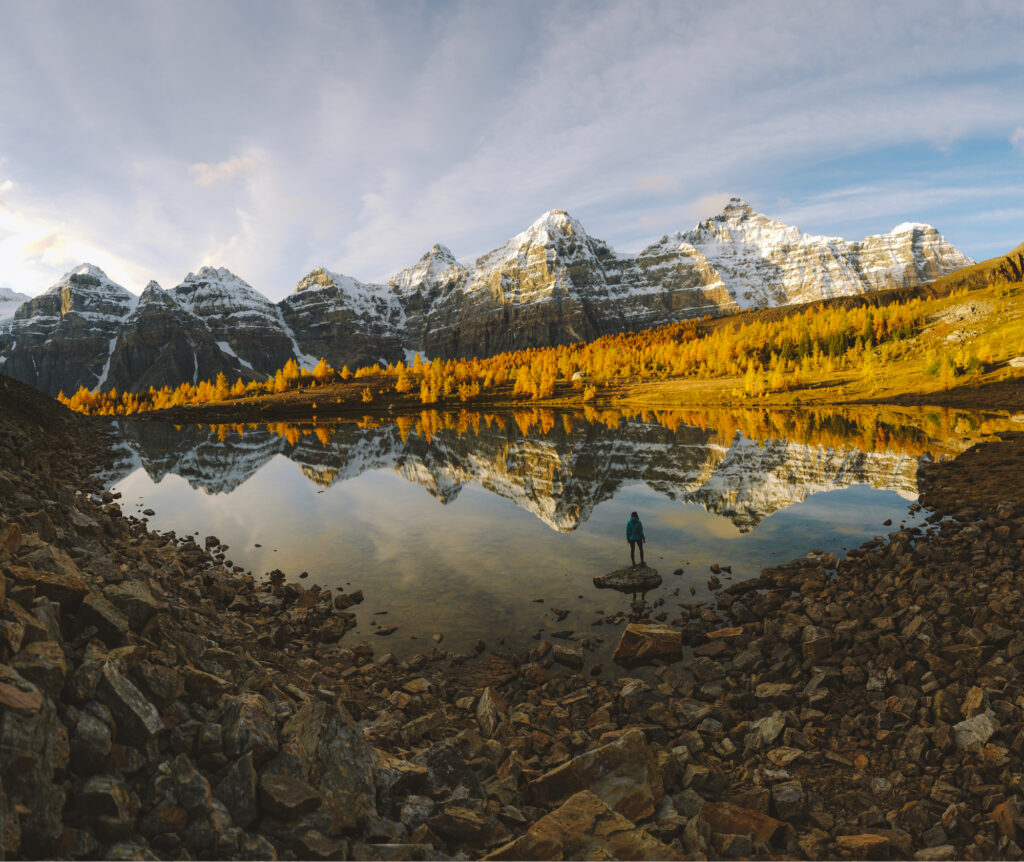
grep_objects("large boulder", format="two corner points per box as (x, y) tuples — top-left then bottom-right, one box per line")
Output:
(612, 623), (682, 666)
(527, 728), (663, 821)
(0, 666), (64, 856)
(485, 790), (682, 861)
(263, 701), (377, 832)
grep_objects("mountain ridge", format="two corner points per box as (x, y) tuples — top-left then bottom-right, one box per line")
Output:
(0, 199), (973, 396)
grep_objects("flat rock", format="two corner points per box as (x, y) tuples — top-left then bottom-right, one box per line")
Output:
(258, 771), (322, 819)
(221, 692), (278, 766)
(485, 789), (682, 861)
(594, 566), (661, 593)
(104, 580), (162, 628)
(528, 727), (663, 821)
(702, 801), (789, 845)
(836, 833), (891, 858)
(612, 623), (682, 666)
(953, 711), (999, 752)
(214, 752), (259, 828)
(6, 564), (89, 608)
(476, 686), (508, 738)
(375, 749), (429, 798)
(78, 592), (130, 644)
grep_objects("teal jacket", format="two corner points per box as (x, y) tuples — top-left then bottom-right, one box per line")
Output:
(626, 516), (645, 542)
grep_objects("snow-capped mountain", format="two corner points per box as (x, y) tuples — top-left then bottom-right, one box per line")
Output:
(0, 264), (138, 395)
(677, 199), (970, 307)
(0, 200), (972, 395)
(104, 415), (922, 532)
(0, 287), (31, 321)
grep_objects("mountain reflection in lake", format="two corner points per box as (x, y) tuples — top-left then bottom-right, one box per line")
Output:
(104, 406), (1005, 659)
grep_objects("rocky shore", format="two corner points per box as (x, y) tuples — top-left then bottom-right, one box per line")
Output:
(3, 371), (1024, 860)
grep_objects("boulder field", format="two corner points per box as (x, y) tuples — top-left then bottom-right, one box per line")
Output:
(3, 371), (1024, 859)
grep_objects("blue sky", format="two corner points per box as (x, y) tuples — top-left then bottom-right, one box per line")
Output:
(1, 0), (1022, 300)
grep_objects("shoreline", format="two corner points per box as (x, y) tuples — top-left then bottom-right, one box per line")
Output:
(3, 373), (1024, 858)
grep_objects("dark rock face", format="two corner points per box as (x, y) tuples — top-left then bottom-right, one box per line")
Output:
(279, 268), (408, 371)
(170, 267), (296, 374)
(413, 212), (737, 360)
(102, 282), (259, 394)
(0, 266), (135, 396)
(0, 202), (973, 397)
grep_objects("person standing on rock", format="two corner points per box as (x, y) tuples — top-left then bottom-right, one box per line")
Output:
(626, 511), (646, 567)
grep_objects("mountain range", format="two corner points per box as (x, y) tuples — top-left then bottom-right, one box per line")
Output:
(0, 198), (972, 396)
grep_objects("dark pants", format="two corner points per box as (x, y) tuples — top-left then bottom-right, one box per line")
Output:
(629, 539), (644, 565)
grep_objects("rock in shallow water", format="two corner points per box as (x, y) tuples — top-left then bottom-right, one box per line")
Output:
(593, 565), (661, 592)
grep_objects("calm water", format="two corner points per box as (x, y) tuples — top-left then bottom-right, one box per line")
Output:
(102, 406), (1003, 663)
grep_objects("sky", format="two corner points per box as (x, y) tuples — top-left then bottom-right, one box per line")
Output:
(1, 0), (1022, 300)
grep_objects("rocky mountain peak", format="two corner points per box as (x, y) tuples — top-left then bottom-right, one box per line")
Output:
(389, 243), (466, 292)
(132, 281), (178, 313)
(47, 263), (132, 298)
(888, 222), (932, 235)
(172, 266), (274, 315)
(517, 209), (586, 245)
(719, 197), (754, 218)
(293, 267), (371, 298)
(294, 266), (335, 293)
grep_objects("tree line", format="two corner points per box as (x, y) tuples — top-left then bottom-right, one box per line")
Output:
(59, 291), (990, 416)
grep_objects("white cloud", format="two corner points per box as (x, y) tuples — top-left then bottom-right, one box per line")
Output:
(1012, 127), (1024, 154)
(1, 1), (1022, 296)
(189, 155), (261, 187)
(0, 178), (154, 294)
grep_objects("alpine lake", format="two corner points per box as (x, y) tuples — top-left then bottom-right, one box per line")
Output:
(101, 405), (1015, 666)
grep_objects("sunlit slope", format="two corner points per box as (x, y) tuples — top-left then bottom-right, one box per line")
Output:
(926, 242), (1024, 294)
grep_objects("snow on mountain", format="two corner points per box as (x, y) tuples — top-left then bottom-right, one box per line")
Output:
(0, 287), (30, 322)
(679, 198), (972, 308)
(0, 265), (138, 394)
(40, 263), (139, 318)
(389, 244), (466, 295)
(172, 266), (298, 373)
(172, 266), (277, 322)
(0, 200), (974, 396)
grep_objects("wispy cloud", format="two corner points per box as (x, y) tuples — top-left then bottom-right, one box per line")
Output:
(1012, 127), (1024, 154)
(0, 1), (1022, 297)
(189, 155), (262, 187)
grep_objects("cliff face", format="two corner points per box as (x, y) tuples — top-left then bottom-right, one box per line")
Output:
(0, 200), (973, 395)
(680, 199), (973, 307)
(0, 265), (137, 395)
(279, 267), (408, 371)
(0, 269), (270, 396)
(102, 282), (260, 394)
